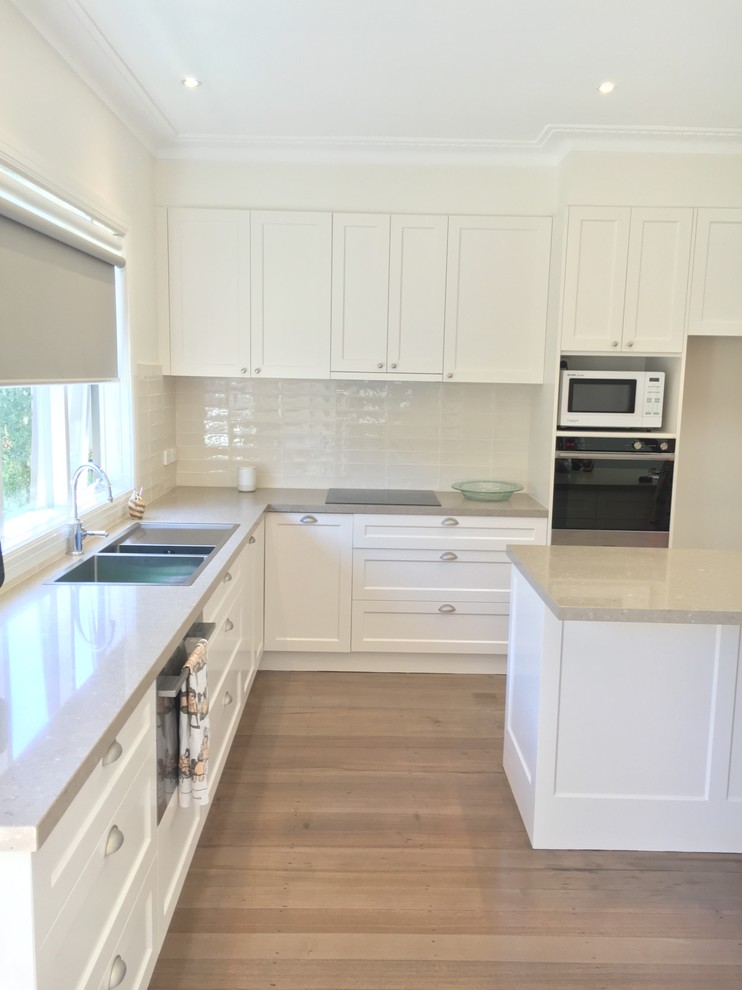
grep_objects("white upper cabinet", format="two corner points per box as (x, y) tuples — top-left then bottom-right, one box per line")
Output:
(250, 211), (332, 378)
(688, 208), (742, 337)
(443, 216), (552, 383)
(331, 213), (448, 379)
(168, 208), (251, 377)
(387, 215), (447, 378)
(331, 213), (390, 376)
(561, 206), (692, 354)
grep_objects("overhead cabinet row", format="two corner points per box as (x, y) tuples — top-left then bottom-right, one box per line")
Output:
(166, 209), (552, 383)
(560, 206), (742, 353)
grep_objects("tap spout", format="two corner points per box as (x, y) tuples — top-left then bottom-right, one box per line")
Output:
(69, 461), (114, 555)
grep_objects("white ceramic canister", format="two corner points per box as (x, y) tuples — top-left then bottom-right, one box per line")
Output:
(237, 465), (257, 492)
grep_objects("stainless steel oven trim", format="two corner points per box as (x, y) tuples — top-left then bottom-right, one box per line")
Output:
(555, 451), (675, 462)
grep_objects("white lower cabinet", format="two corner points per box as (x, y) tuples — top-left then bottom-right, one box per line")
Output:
(264, 513), (353, 651)
(263, 511), (547, 662)
(352, 600), (509, 654)
(351, 514), (547, 656)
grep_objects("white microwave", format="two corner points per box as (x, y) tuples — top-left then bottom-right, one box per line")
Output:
(558, 370), (665, 429)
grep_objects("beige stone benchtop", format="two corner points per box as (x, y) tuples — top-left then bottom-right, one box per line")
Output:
(508, 545), (742, 625)
(0, 486), (546, 852)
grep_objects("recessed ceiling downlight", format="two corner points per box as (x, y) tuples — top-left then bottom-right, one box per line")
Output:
(598, 80), (616, 95)
(181, 76), (202, 89)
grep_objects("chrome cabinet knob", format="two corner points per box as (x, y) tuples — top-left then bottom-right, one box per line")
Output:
(377, 362), (384, 369)
(625, 340), (634, 348)
(446, 372), (453, 379)
(240, 367), (247, 374)
(254, 367), (261, 374)
(611, 341), (619, 348)
(390, 362), (397, 369)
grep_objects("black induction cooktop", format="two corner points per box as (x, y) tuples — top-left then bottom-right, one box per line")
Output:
(325, 488), (441, 506)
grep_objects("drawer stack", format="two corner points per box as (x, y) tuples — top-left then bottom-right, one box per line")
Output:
(34, 691), (157, 990)
(351, 514), (548, 654)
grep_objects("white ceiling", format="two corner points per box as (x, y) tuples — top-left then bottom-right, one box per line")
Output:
(11, 0), (742, 163)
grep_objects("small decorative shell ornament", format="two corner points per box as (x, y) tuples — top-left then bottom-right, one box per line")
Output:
(127, 488), (145, 519)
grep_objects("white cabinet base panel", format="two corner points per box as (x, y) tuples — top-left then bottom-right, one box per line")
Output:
(504, 569), (742, 852)
(260, 649), (506, 675)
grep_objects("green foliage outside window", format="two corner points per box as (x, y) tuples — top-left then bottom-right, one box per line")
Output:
(0, 386), (33, 517)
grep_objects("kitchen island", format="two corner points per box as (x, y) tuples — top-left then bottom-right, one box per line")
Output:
(504, 545), (742, 853)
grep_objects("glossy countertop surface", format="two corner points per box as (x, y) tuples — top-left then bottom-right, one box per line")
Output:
(0, 486), (546, 852)
(508, 545), (742, 624)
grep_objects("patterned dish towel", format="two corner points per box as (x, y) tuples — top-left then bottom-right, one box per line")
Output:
(179, 636), (210, 808)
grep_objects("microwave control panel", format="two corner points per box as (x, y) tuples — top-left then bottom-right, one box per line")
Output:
(643, 375), (664, 422)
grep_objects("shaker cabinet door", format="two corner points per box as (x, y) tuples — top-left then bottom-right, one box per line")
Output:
(331, 213), (391, 375)
(168, 208), (251, 377)
(250, 211), (332, 378)
(560, 207), (631, 353)
(688, 208), (742, 337)
(443, 216), (551, 383)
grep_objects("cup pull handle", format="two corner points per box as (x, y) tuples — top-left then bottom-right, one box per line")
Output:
(108, 955), (127, 989)
(441, 517), (459, 526)
(104, 825), (125, 857)
(438, 604), (456, 613)
(224, 618), (235, 632)
(102, 739), (123, 767)
(223, 571), (233, 583)
(248, 536), (256, 544)
(300, 515), (317, 524)
(224, 691), (234, 707)
(440, 552), (458, 561)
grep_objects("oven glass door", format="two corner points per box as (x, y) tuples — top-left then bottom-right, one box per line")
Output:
(553, 453), (673, 537)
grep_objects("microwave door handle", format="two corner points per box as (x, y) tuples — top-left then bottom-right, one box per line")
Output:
(555, 452), (674, 461)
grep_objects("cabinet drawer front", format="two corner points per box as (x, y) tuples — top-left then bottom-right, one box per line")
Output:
(87, 863), (157, 990)
(209, 668), (241, 791)
(33, 690), (154, 937)
(203, 555), (244, 621)
(37, 757), (156, 987)
(158, 795), (202, 930)
(351, 601), (509, 655)
(202, 579), (245, 698)
(353, 549), (511, 602)
(353, 514), (547, 551)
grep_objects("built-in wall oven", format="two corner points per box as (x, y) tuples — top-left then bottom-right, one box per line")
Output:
(552, 436), (675, 547)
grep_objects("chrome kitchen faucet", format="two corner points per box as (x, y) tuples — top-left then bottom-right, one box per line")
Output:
(69, 461), (113, 555)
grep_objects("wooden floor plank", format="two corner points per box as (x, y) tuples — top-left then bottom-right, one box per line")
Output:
(149, 670), (742, 990)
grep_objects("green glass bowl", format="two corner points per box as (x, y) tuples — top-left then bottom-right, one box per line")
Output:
(451, 480), (523, 501)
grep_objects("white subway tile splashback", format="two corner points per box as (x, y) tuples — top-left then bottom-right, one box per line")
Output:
(174, 377), (532, 490)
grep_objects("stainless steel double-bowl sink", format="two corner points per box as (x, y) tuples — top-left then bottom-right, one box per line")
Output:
(51, 522), (238, 586)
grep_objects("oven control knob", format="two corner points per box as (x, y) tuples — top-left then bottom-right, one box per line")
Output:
(659, 441), (669, 451)
(633, 441), (643, 450)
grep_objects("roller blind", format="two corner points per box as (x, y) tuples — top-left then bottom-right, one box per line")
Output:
(0, 213), (119, 384)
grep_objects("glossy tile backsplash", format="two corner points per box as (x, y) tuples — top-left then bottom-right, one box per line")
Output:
(136, 365), (177, 500)
(174, 378), (534, 490)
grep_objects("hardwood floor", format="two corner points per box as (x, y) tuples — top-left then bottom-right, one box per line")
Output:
(149, 671), (742, 989)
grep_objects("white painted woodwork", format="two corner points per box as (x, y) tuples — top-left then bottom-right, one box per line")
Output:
(386, 214), (447, 378)
(89, 865), (157, 990)
(168, 208), (251, 376)
(241, 519), (265, 697)
(562, 206), (692, 354)
(331, 213), (390, 374)
(688, 208), (742, 336)
(201, 558), (246, 699)
(443, 215), (552, 382)
(352, 600), (510, 654)
(250, 211), (332, 378)
(36, 757), (156, 990)
(622, 208), (692, 353)
(157, 787), (202, 933)
(208, 668), (241, 789)
(264, 512), (353, 651)
(353, 548), (512, 603)
(353, 513), (548, 552)
(504, 568), (742, 852)
(560, 207), (631, 353)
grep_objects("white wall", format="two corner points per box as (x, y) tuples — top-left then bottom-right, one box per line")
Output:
(672, 336), (742, 548)
(0, 0), (172, 498)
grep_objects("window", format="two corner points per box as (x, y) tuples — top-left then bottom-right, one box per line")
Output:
(0, 163), (132, 565)
(0, 377), (131, 549)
